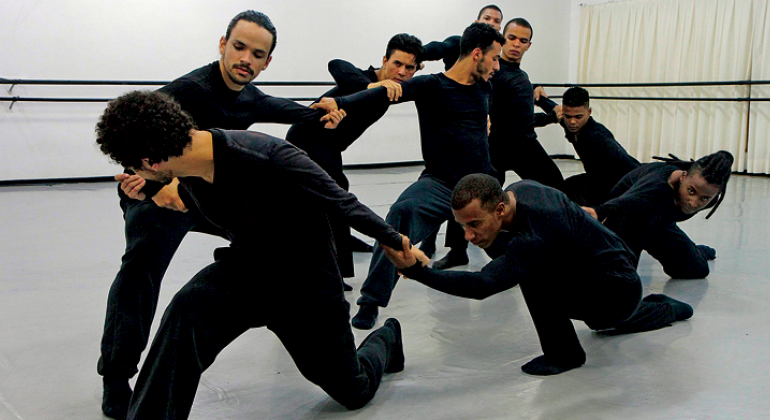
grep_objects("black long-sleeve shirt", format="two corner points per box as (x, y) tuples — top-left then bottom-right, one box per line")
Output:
(423, 35), (462, 71)
(595, 163), (693, 224)
(400, 181), (638, 299)
(287, 60), (388, 152)
(562, 117), (641, 194)
(333, 73), (494, 186)
(180, 129), (403, 298)
(488, 59), (557, 151)
(140, 61), (327, 197)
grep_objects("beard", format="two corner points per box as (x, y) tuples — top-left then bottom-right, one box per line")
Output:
(473, 61), (491, 82)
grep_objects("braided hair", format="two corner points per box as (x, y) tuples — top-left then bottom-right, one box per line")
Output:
(654, 150), (734, 219)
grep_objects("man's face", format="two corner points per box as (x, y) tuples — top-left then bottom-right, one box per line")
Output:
(476, 8), (503, 31)
(501, 24), (532, 63)
(136, 160), (174, 185)
(453, 198), (504, 248)
(218, 20), (273, 90)
(675, 171), (721, 215)
(562, 105), (591, 133)
(380, 50), (418, 83)
(473, 42), (502, 82)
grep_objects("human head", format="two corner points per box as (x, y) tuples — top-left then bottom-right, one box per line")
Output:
(95, 90), (195, 180)
(676, 151), (734, 218)
(380, 33), (425, 83)
(476, 5), (504, 31)
(501, 18), (533, 63)
(219, 11), (277, 90)
(561, 86), (592, 133)
(451, 174), (510, 248)
(459, 23), (505, 82)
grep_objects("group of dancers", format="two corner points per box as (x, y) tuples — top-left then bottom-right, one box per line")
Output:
(93, 6), (735, 420)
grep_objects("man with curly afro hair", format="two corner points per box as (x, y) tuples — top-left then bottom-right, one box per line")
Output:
(96, 90), (406, 419)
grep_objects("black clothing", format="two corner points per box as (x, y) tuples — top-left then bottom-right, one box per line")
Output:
(562, 117), (641, 206)
(334, 73), (493, 186)
(594, 162), (710, 278)
(127, 130), (403, 418)
(331, 73), (493, 308)
(423, 35), (461, 71)
(401, 181), (683, 364)
(488, 59), (564, 189)
(99, 61), (329, 381)
(285, 60), (387, 277)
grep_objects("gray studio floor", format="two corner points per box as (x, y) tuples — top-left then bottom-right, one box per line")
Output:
(2, 160), (770, 420)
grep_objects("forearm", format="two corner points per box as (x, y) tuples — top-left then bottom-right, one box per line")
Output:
(328, 59), (371, 92)
(401, 257), (519, 300)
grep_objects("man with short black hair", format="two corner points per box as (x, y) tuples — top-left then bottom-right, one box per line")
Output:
(432, 17), (565, 270)
(98, 10), (344, 419)
(312, 23), (505, 330)
(385, 173), (694, 376)
(559, 86), (640, 206)
(96, 90), (405, 419)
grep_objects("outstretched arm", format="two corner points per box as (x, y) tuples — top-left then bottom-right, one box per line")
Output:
(398, 252), (523, 300)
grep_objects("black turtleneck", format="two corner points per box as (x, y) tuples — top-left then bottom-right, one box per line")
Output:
(488, 59), (557, 148)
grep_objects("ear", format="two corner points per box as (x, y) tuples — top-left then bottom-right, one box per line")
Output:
(473, 47), (483, 61)
(382, 56), (388, 67)
(587, 107), (592, 117)
(262, 55), (273, 71)
(495, 201), (506, 217)
(219, 36), (227, 56)
(141, 158), (160, 171)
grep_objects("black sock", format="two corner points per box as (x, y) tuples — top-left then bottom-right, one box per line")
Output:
(643, 294), (694, 321)
(521, 354), (585, 376)
(697, 245), (717, 260)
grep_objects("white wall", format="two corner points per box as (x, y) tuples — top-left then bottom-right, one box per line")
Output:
(0, 0), (573, 181)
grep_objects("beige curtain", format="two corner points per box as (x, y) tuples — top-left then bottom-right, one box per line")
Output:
(748, 0), (770, 173)
(577, 0), (764, 171)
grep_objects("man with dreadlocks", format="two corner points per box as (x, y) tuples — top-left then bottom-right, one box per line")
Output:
(583, 150), (734, 279)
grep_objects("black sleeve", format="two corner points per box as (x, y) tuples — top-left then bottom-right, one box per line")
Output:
(533, 97), (559, 127)
(422, 36), (461, 70)
(401, 253), (523, 300)
(594, 179), (658, 221)
(328, 59), (372, 93)
(252, 94), (328, 125)
(270, 142), (403, 249)
(333, 74), (426, 112)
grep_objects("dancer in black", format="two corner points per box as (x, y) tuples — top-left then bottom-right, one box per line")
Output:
(96, 90), (406, 419)
(286, 33), (424, 278)
(559, 86), (640, 206)
(98, 11), (345, 419)
(586, 151), (734, 279)
(557, 88), (733, 278)
(385, 174), (694, 376)
(433, 17), (564, 270)
(312, 23), (505, 330)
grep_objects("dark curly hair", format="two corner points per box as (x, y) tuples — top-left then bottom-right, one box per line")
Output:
(95, 90), (196, 170)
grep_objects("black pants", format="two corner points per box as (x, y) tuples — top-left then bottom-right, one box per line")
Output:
(520, 271), (677, 361)
(359, 175), (456, 307)
(603, 206), (710, 279)
(127, 254), (399, 419)
(98, 188), (227, 380)
(490, 138), (565, 192)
